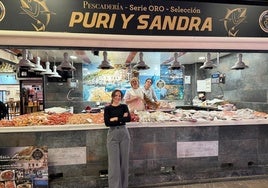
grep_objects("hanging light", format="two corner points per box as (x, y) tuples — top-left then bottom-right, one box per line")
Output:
(200, 52), (216, 69)
(28, 51), (34, 62)
(41, 53), (53, 75)
(18, 49), (35, 68)
(40, 61), (53, 75)
(31, 56), (46, 72)
(49, 57), (61, 78)
(169, 52), (185, 70)
(49, 65), (61, 78)
(57, 52), (76, 71)
(98, 51), (114, 69)
(133, 52), (150, 70)
(231, 53), (249, 70)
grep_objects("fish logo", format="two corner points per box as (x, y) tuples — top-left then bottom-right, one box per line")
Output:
(259, 10), (268, 33)
(221, 8), (247, 37)
(19, 0), (55, 31)
(0, 1), (6, 22)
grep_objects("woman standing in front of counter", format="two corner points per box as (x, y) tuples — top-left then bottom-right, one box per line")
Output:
(104, 89), (131, 188)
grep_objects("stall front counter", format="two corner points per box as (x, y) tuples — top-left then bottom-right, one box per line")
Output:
(0, 120), (267, 188)
(0, 119), (267, 133)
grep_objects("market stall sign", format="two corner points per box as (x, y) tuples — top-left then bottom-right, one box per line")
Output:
(0, 1), (267, 37)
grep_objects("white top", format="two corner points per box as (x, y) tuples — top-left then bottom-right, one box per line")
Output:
(142, 87), (158, 102)
(124, 88), (145, 112)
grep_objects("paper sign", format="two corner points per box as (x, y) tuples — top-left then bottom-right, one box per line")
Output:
(48, 147), (86, 166)
(197, 79), (211, 92)
(177, 141), (218, 158)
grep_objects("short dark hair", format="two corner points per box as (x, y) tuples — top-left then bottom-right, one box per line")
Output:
(145, 78), (153, 84)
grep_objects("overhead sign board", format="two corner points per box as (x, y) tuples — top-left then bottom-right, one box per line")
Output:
(0, 1), (267, 37)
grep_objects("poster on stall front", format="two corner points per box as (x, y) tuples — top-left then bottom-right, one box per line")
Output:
(0, 146), (48, 188)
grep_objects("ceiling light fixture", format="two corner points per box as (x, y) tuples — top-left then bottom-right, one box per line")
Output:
(40, 61), (53, 75)
(18, 49), (35, 68)
(98, 51), (114, 69)
(200, 52), (216, 69)
(169, 52), (185, 70)
(70, 55), (77, 60)
(49, 57), (61, 78)
(57, 52), (76, 71)
(41, 53), (53, 75)
(231, 53), (249, 70)
(49, 65), (61, 78)
(133, 52), (150, 70)
(28, 51), (34, 62)
(31, 56), (45, 72)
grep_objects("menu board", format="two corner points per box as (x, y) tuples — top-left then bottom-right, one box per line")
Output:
(0, 146), (48, 188)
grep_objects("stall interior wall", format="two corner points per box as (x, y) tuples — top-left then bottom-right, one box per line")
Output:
(44, 64), (84, 113)
(205, 53), (268, 113)
(42, 52), (268, 113)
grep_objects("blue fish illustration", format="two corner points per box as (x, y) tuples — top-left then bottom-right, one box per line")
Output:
(19, 0), (55, 31)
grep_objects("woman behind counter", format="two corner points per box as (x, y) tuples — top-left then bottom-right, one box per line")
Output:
(124, 77), (145, 112)
(104, 89), (131, 188)
(142, 78), (160, 109)
(142, 78), (158, 103)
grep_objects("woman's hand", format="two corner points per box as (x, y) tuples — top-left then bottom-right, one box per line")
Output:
(126, 96), (139, 103)
(123, 112), (128, 117)
(134, 96), (142, 101)
(130, 96), (138, 100)
(110, 117), (118, 122)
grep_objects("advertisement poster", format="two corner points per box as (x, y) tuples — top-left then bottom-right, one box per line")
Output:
(0, 146), (48, 188)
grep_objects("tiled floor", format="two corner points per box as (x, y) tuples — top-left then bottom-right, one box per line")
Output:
(150, 178), (268, 188)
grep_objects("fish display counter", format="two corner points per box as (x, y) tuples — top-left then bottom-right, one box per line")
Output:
(0, 109), (267, 187)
